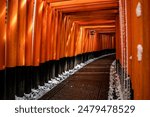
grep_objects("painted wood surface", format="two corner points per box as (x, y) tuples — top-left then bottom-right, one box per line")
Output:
(0, 0), (6, 70)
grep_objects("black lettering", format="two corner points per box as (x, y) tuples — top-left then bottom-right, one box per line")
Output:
(19, 105), (25, 113)
(60, 107), (64, 113)
(38, 107), (43, 113)
(47, 107), (51, 113)
(65, 105), (70, 113)
(15, 107), (19, 113)
(34, 106), (37, 113)
(51, 106), (54, 113)
(55, 108), (59, 113)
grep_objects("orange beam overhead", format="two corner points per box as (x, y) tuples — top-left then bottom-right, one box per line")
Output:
(51, 0), (118, 7)
(53, 2), (118, 13)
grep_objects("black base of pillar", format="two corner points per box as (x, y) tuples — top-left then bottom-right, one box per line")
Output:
(15, 66), (26, 97)
(48, 61), (55, 79)
(39, 63), (46, 86)
(51, 61), (56, 78)
(0, 69), (5, 100)
(130, 78), (134, 100)
(71, 57), (75, 69)
(130, 88), (134, 100)
(45, 61), (50, 82)
(54, 60), (59, 77)
(24, 66), (32, 94)
(67, 57), (71, 70)
(5, 67), (16, 100)
(64, 58), (68, 72)
(58, 60), (61, 75)
(32, 66), (39, 89)
(61, 58), (66, 73)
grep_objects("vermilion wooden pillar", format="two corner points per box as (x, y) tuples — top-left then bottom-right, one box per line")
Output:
(56, 11), (62, 60)
(40, 1), (47, 64)
(24, 0), (34, 94)
(120, 0), (150, 100)
(46, 5), (52, 62)
(49, 9), (55, 60)
(6, 0), (18, 68)
(32, 0), (43, 88)
(17, 0), (27, 66)
(26, 0), (34, 67)
(40, 1), (49, 83)
(130, 0), (143, 100)
(142, 0), (150, 99)
(53, 9), (58, 60)
(0, 0), (6, 99)
(33, 0), (43, 67)
(6, 0), (19, 99)
(59, 16), (66, 59)
(115, 14), (122, 67)
(0, 0), (6, 71)
(15, 0), (27, 97)
(126, 0), (132, 77)
(45, 6), (56, 78)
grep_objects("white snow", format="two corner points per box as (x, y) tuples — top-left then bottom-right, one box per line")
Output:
(108, 60), (131, 100)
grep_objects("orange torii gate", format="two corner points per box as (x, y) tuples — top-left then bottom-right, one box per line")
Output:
(0, 0), (117, 100)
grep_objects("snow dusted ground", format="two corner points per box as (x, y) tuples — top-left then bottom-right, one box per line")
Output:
(15, 53), (115, 100)
(108, 60), (131, 100)
(108, 60), (123, 100)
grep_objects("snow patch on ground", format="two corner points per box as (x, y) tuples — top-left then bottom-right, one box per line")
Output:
(108, 60), (131, 100)
(108, 60), (123, 100)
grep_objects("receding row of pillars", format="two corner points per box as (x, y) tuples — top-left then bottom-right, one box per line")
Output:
(0, 49), (115, 100)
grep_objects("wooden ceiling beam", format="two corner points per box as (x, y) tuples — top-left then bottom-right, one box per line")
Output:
(86, 28), (116, 33)
(64, 9), (118, 16)
(67, 15), (117, 22)
(48, 0), (119, 34)
(48, 0), (71, 3)
(86, 27), (115, 30)
(75, 20), (115, 25)
(54, 2), (118, 13)
(85, 27), (116, 33)
(82, 25), (115, 29)
(50, 0), (118, 8)
(79, 23), (116, 27)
